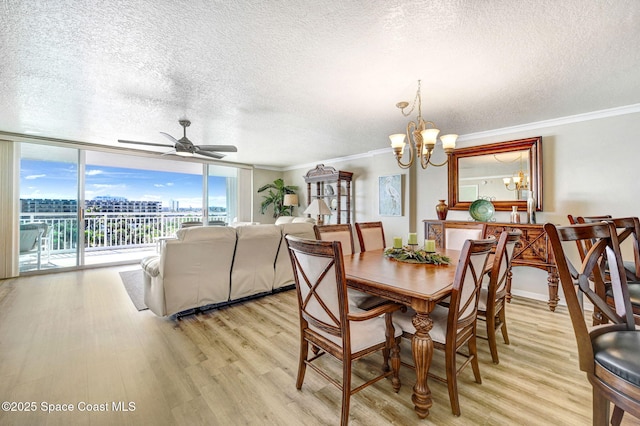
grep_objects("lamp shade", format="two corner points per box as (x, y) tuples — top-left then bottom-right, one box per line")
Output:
(283, 194), (298, 206)
(303, 199), (331, 216)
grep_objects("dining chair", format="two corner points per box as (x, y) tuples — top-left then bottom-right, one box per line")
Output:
(574, 216), (640, 325)
(314, 224), (356, 255)
(545, 221), (640, 426)
(477, 230), (521, 364)
(394, 237), (496, 416)
(314, 224), (379, 308)
(355, 221), (386, 252)
(285, 235), (403, 426)
(577, 216), (640, 281)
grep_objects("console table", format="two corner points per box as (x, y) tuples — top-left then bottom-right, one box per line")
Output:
(423, 219), (559, 311)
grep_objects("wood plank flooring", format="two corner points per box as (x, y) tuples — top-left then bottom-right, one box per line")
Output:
(0, 267), (638, 425)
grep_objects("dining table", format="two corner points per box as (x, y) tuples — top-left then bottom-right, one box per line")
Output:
(343, 248), (461, 419)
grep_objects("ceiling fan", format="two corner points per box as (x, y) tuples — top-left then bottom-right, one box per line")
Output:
(118, 119), (237, 159)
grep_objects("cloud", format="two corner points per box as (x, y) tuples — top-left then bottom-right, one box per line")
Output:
(154, 184), (164, 188)
(86, 169), (104, 176)
(25, 174), (46, 180)
(92, 184), (126, 189)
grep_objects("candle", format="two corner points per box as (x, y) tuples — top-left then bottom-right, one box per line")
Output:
(408, 232), (417, 245)
(425, 239), (436, 252)
(393, 237), (402, 249)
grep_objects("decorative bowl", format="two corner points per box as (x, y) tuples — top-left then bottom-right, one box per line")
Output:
(469, 199), (495, 222)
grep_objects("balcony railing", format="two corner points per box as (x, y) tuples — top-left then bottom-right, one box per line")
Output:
(20, 211), (228, 254)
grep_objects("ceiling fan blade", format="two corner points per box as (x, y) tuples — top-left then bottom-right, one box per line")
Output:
(160, 132), (179, 144)
(196, 150), (225, 159)
(196, 145), (238, 153)
(118, 139), (174, 148)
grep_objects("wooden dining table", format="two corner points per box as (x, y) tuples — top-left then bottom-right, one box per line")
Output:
(343, 248), (461, 419)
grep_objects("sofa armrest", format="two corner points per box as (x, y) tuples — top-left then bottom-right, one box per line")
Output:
(141, 255), (161, 278)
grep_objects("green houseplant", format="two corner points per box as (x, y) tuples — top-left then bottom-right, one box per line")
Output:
(257, 178), (298, 218)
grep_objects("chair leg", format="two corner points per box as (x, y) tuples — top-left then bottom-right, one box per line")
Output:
(341, 358), (352, 426)
(296, 339), (308, 389)
(445, 344), (461, 416)
(469, 335), (482, 385)
(391, 336), (401, 393)
(592, 386), (610, 426)
(499, 308), (510, 345)
(486, 313), (500, 364)
(611, 405), (624, 426)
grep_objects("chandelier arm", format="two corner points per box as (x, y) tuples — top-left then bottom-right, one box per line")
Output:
(426, 155), (450, 168)
(393, 122), (416, 168)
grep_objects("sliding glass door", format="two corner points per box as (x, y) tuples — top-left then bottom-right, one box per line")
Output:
(83, 151), (205, 265)
(18, 142), (247, 272)
(19, 144), (80, 271)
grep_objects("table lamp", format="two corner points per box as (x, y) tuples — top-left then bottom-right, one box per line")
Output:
(283, 194), (299, 216)
(303, 199), (331, 225)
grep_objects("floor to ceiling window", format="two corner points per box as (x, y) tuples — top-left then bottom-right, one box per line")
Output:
(18, 142), (247, 273)
(19, 144), (80, 272)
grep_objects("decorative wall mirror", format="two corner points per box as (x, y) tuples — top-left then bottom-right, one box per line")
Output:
(448, 136), (542, 212)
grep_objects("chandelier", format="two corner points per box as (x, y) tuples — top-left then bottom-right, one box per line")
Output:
(503, 170), (528, 191)
(502, 153), (529, 191)
(389, 80), (457, 169)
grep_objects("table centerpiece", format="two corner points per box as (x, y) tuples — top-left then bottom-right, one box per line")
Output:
(383, 246), (450, 265)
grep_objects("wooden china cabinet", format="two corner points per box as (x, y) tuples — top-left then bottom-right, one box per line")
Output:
(304, 164), (353, 224)
(423, 219), (559, 312)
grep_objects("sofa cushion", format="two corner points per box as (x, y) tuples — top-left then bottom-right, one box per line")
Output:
(292, 217), (315, 224)
(176, 225), (237, 242)
(230, 224), (283, 299)
(275, 216), (295, 225)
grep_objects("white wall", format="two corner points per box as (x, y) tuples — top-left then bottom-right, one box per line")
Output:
(273, 110), (640, 303)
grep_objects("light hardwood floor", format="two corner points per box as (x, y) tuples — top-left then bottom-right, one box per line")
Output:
(0, 267), (638, 425)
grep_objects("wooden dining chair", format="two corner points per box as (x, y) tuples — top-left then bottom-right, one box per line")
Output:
(314, 224), (355, 254)
(545, 221), (640, 426)
(285, 235), (403, 426)
(574, 217), (640, 325)
(394, 237), (496, 416)
(477, 230), (521, 364)
(355, 221), (386, 252)
(314, 224), (379, 308)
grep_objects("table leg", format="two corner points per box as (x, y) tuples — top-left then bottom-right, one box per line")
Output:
(547, 268), (559, 312)
(411, 311), (434, 418)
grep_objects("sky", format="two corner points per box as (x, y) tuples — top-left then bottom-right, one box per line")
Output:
(20, 159), (228, 209)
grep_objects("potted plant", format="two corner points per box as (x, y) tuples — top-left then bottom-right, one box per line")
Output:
(257, 178), (298, 218)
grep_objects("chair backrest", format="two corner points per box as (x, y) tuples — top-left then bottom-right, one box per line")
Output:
(447, 238), (495, 340)
(355, 221), (386, 252)
(545, 221), (635, 373)
(486, 231), (521, 308)
(579, 216), (640, 279)
(19, 223), (47, 253)
(314, 224), (355, 255)
(286, 235), (350, 348)
(445, 223), (487, 250)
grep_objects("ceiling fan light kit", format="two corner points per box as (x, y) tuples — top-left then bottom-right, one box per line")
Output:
(118, 119), (237, 159)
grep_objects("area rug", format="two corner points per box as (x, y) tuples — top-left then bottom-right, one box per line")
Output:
(119, 269), (148, 311)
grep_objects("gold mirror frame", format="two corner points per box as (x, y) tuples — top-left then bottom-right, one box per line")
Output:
(447, 136), (542, 212)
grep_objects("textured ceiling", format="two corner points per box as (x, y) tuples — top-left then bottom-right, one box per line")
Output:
(1, 0), (639, 168)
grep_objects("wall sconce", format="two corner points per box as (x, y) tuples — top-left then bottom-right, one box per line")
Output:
(390, 80), (457, 169)
(303, 199), (331, 225)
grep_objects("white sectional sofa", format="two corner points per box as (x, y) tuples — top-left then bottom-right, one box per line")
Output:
(141, 222), (315, 317)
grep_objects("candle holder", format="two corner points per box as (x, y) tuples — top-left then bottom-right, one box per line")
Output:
(407, 243), (418, 253)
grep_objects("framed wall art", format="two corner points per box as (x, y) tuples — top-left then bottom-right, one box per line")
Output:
(378, 174), (403, 216)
